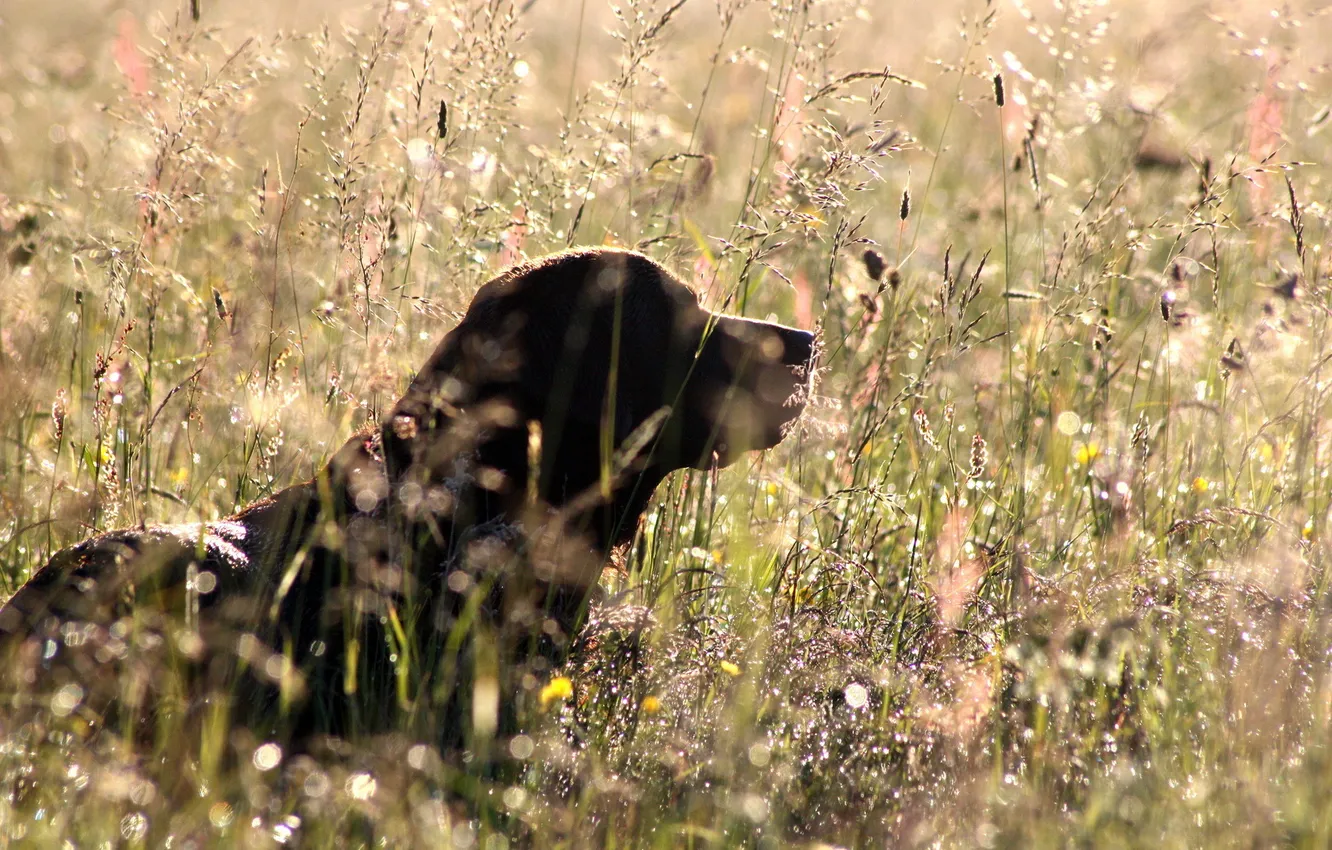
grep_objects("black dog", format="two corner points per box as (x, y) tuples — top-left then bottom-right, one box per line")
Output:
(0, 248), (816, 756)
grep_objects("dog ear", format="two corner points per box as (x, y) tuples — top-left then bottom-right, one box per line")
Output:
(510, 253), (679, 456)
(381, 305), (523, 489)
(382, 251), (692, 490)
(516, 296), (641, 454)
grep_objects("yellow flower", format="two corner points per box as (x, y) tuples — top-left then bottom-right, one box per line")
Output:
(539, 676), (573, 708)
(641, 695), (662, 714)
(1074, 442), (1100, 465)
(720, 660), (742, 677)
(1192, 476), (1209, 493)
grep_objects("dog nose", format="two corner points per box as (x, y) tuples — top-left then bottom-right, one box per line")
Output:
(779, 327), (816, 367)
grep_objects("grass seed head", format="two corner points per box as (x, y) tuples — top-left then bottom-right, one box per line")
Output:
(858, 292), (880, 321)
(863, 248), (886, 281)
(914, 408), (939, 449)
(51, 388), (68, 443)
(1274, 272), (1301, 300)
(969, 432), (988, 479)
(1160, 290), (1176, 322)
(1134, 140), (1186, 172)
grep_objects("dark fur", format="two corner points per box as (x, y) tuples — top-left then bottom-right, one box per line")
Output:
(0, 248), (815, 755)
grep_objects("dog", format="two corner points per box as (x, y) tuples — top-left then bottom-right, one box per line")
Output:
(0, 248), (816, 757)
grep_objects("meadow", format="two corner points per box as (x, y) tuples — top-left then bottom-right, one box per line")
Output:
(1, 0), (1331, 845)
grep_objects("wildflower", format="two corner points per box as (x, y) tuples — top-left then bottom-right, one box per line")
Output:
(539, 676), (573, 708)
(688, 546), (722, 564)
(844, 682), (869, 709)
(720, 660), (742, 677)
(1192, 476), (1209, 493)
(1074, 442), (1100, 465)
(641, 695), (662, 714)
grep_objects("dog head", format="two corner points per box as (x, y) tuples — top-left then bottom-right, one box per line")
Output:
(667, 309), (816, 470)
(383, 248), (816, 552)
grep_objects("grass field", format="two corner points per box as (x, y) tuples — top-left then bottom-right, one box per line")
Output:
(2, 0), (1332, 845)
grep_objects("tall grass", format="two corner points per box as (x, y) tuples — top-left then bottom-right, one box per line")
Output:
(1, 0), (1331, 845)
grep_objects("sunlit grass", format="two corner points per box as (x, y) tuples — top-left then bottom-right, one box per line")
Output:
(2, 0), (1332, 845)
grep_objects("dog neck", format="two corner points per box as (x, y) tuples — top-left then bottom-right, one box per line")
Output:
(471, 420), (667, 557)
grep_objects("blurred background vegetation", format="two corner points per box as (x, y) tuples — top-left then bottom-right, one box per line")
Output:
(2, 0), (1332, 845)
